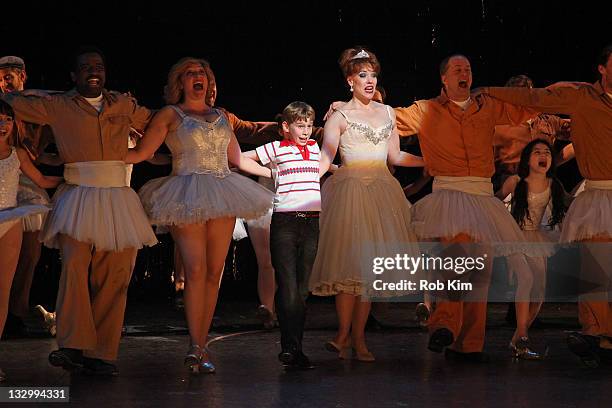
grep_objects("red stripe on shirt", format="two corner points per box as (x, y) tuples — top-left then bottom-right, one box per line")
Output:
(278, 188), (321, 194)
(263, 144), (272, 161)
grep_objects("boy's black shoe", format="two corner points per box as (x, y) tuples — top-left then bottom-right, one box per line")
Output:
(280, 351), (315, 370)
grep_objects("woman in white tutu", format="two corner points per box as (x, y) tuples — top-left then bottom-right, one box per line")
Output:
(126, 57), (273, 374)
(0, 101), (61, 381)
(310, 47), (424, 362)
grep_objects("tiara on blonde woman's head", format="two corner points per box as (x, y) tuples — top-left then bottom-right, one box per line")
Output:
(351, 50), (370, 60)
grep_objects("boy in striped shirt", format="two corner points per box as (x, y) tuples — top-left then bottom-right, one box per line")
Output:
(244, 101), (320, 369)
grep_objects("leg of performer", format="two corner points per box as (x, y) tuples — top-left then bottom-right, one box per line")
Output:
(0, 223), (23, 336)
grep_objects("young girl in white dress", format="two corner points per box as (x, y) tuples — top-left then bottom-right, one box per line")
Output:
(498, 139), (568, 359)
(0, 100), (61, 381)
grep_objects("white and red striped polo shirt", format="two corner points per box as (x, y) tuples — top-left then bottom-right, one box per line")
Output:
(256, 140), (321, 212)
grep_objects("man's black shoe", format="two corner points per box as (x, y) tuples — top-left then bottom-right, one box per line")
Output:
(82, 358), (118, 376)
(48, 348), (83, 370)
(567, 332), (601, 368)
(428, 328), (454, 353)
(444, 348), (490, 363)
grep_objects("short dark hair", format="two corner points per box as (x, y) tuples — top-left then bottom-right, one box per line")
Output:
(0, 99), (15, 118)
(597, 44), (612, 68)
(439, 54), (468, 77)
(0, 100), (18, 145)
(72, 45), (106, 72)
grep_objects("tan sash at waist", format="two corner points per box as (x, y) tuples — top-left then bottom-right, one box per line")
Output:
(64, 161), (128, 188)
(585, 179), (612, 191)
(433, 176), (493, 197)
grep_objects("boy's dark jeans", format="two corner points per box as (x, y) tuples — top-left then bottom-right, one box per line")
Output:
(270, 212), (319, 354)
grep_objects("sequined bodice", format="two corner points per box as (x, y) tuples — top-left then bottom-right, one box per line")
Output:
(524, 187), (551, 231)
(166, 106), (232, 177)
(337, 109), (393, 168)
(0, 148), (20, 210)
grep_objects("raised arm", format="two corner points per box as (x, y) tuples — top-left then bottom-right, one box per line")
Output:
(0, 93), (55, 125)
(496, 174), (520, 200)
(16, 147), (62, 189)
(125, 107), (175, 164)
(319, 111), (344, 177)
(557, 143), (575, 166)
(387, 110), (425, 168)
(394, 102), (424, 137)
(484, 85), (582, 116)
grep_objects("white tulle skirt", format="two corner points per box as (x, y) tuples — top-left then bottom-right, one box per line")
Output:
(411, 177), (534, 256)
(245, 176), (275, 229)
(0, 204), (49, 238)
(560, 180), (612, 243)
(40, 184), (158, 251)
(17, 175), (50, 232)
(139, 172), (274, 228)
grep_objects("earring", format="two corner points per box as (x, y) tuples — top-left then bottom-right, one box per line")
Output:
(349, 83), (354, 92)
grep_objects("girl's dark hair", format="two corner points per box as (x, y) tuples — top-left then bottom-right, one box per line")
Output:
(0, 100), (18, 146)
(0, 99), (15, 117)
(511, 139), (568, 229)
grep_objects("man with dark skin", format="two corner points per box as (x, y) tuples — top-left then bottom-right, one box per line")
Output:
(1, 47), (158, 376)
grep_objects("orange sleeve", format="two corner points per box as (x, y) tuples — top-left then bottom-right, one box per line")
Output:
(394, 103), (423, 137)
(486, 86), (580, 116)
(487, 95), (538, 126)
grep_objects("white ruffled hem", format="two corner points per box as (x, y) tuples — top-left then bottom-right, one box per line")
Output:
(560, 188), (612, 243)
(139, 172), (274, 226)
(40, 184), (157, 251)
(411, 189), (538, 256)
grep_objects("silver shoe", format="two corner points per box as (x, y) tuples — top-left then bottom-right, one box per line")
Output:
(509, 337), (546, 360)
(184, 344), (202, 373)
(200, 348), (216, 373)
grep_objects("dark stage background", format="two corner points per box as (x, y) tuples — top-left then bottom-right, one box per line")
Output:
(2, 0), (610, 306)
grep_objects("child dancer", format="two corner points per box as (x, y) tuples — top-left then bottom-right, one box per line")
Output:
(498, 139), (568, 359)
(244, 101), (321, 369)
(0, 100), (61, 381)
